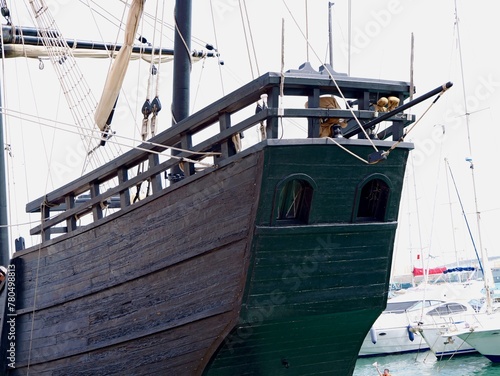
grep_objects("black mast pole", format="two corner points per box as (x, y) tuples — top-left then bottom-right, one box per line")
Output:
(172, 0), (191, 126)
(0, 89), (9, 264)
(170, 0), (192, 178)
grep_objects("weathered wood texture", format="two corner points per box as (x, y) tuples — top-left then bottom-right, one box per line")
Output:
(6, 141), (410, 376)
(8, 151), (263, 375)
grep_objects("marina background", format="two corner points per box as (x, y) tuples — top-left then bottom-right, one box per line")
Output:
(354, 353), (500, 376)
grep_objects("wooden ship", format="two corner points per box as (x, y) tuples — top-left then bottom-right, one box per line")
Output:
(0, 1), (451, 374)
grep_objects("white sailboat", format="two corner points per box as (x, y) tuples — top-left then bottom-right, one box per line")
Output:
(414, 299), (479, 358)
(455, 313), (500, 362)
(416, 0), (500, 361)
(453, 226), (500, 361)
(358, 268), (485, 357)
(411, 159), (493, 358)
(413, 157), (500, 360)
(419, 271), (500, 361)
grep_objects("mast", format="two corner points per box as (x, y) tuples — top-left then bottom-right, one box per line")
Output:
(0, 90), (9, 264)
(466, 157), (493, 313)
(328, 2), (334, 67)
(170, 0), (191, 177)
(453, 0), (493, 313)
(1, 4), (12, 264)
(171, 0), (192, 126)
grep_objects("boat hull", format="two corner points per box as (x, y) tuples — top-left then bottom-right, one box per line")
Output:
(419, 327), (476, 358)
(2, 140), (410, 375)
(358, 325), (429, 357)
(458, 326), (500, 363)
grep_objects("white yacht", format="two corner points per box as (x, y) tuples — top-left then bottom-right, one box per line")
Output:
(413, 300), (480, 358)
(358, 277), (485, 357)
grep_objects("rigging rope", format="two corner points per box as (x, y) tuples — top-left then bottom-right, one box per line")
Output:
(141, 0), (160, 141)
(26, 239), (44, 374)
(173, 9), (193, 70)
(149, 0), (166, 139)
(25, 0), (123, 175)
(242, 0), (260, 78)
(209, 0), (225, 95)
(238, 0), (255, 79)
(281, 0), (379, 151)
(2, 107), (220, 164)
(1, 2), (67, 247)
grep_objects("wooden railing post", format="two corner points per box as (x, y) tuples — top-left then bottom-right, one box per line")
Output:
(117, 167), (131, 209)
(90, 182), (103, 221)
(391, 94), (406, 141)
(41, 204), (51, 241)
(267, 86), (280, 139)
(148, 153), (162, 194)
(307, 88), (320, 138)
(217, 112), (233, 162)
(65, 193), (77, 233)
(180, 134), (195, 177)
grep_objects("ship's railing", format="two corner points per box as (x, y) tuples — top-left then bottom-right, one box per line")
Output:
(26, 67), (413, 241)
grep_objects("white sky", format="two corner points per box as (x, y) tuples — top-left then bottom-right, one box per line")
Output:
(2, 0), (500, 276)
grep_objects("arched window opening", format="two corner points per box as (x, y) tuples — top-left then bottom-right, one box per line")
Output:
(356, 179), (390, 222)
(276, 179), (313, 224)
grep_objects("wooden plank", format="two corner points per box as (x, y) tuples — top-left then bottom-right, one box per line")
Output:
(9, 151), (267, 375)
(13, 244), (246, 365)
(18, 152), (261, 312)
(10, 312), (237, 375)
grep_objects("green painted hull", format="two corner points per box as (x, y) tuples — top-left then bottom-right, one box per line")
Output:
(204, 142), (409, 375)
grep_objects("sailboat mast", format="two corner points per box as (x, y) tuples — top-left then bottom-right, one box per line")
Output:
(467, 157), (493, 312)
(171, 0), (192, 126)
(0, 90), (9, 263)
(328, 2), (334, 67)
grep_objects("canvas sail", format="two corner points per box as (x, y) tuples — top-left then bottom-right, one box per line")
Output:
(94, 0), (145, 131)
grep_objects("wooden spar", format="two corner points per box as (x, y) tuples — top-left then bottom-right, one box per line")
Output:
(0, 25), (217, 60)
(343, 81), (453, 138)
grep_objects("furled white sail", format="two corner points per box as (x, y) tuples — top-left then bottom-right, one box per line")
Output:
(94, 0), (145, 131)
(2, 44), (175, 63)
